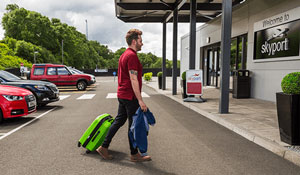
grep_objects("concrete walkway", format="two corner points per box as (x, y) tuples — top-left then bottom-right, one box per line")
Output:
(144, 77), (300, 166)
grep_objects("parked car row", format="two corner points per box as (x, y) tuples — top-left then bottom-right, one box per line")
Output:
(0, 70), (59, 107)
(0, 64), (97, 123)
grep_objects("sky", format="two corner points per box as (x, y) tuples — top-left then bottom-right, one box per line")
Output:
(0, 0), (202, 60)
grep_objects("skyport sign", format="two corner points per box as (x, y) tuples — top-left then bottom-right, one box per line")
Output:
(254, 7), (300, 61)
(186, 70), (203, 96)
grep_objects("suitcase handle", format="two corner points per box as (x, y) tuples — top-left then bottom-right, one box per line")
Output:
(108, 118), (114, 123)
(91, 131), (100, 142)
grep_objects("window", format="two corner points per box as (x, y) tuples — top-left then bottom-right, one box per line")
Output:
(47, 67), (57, 75)
(33, 67), (45, 75)
(57, 67), (69, 75)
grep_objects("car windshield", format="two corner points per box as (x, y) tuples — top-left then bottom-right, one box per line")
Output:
(68, 67), (83, 74)
(0, 70), (21, 81)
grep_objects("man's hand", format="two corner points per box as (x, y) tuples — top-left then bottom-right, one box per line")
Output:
(139, 100), (148, 112)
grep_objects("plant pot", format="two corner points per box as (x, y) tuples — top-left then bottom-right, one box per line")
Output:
(181, 80), (188, 99)
(276, 92), (300, 145)
(158, 76), (162, 89)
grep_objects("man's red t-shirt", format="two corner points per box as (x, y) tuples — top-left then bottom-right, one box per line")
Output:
(117, 48), (142, 100)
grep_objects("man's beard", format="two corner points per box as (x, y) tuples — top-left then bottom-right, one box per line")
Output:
(136, 44), (142, 51)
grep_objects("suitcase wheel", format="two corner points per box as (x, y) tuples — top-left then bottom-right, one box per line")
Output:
(86, 150), (91, 154)
(77, 142), (81, 147)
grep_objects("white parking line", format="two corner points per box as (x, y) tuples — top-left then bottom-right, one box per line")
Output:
(0, 108), (57, 141)
(59, 95), (70, 100)
(106, 93), (117, 98)
(106, 92), (150, 99)
(141, 92), (150, 97)
(77, 94), (96, 100)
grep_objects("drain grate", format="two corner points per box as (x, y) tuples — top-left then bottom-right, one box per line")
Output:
(286, 146), (300, 153)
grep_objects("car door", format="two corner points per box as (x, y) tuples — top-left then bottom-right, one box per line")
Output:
(57, 67), (75, 86)
(46, 67), (58, 85)
(31, 67), (45, 80)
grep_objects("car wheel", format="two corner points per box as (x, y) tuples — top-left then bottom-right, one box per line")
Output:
(77, 81), (87, 91)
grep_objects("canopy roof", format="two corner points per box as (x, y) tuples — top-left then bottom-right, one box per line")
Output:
(115, 0), (244, 23)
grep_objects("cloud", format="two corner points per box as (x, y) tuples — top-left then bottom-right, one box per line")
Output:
(0, 0), (202, 60)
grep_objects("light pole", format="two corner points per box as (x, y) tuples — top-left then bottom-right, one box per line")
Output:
(34, 51), (38, 64)
(62, 40), (64, 64)
(85, 19), (88, 40)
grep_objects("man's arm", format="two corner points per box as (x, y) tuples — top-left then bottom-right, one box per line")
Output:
(129, 70), (147, 112)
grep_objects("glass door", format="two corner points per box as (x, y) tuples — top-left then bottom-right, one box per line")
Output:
(207, 48), (220, 87)
(214, 49), (220, 88)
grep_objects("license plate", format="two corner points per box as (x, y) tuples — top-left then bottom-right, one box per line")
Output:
(28, 101), (36, 108)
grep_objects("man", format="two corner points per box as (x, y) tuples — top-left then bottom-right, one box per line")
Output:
(96, 29), (151, 162)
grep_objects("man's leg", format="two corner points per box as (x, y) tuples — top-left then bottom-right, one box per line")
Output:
(125, 99), (151, 162)
(97, 99), (127, 159)
(124, 99), (139, 155)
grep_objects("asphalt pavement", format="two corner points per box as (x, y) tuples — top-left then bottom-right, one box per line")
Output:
(0, 77), (300, 175)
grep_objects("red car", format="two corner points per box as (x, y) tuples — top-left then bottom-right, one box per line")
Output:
(29, 64), (95, 91)
(0, 85), (36, 122)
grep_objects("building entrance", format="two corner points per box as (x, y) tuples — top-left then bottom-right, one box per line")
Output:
(207, 48), (220, 87)
(203, 34), (247, 90)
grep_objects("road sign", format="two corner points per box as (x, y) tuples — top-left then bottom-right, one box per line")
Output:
(186, 70), (203, 96)
(20, 66), (25, 73)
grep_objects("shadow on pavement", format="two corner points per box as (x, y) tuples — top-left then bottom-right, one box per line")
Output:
(83, 150), (176, 175)
(0, 117), (34, 128)
(37, 105), (63, 111)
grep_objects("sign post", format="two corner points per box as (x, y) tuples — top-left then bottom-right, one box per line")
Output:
(183, 70), (206, 102)
(113, 71), (116, 82)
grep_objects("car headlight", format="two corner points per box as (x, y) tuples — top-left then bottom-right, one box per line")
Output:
(34, 85), (49, 91)
(2, 95), (24, 101)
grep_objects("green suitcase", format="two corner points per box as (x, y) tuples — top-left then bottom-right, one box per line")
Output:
(78, 113), (114, 153)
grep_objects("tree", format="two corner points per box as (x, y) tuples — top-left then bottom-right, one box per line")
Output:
(108, 47), (126, 68)
(151, 58), (172, 68)
(0, 43), (32, 70)
(1, 4), (162, 70)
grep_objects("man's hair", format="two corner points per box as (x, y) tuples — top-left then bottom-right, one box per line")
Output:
(126, 29), (142, 46)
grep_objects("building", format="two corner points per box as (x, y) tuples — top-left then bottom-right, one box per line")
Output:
(181, 0), (300, 102)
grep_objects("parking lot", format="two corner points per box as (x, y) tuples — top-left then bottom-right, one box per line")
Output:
(0, 82), (98, 140)
(1, 77), (300, 175)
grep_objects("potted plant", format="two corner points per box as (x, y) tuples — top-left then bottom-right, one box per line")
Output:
(276, 72), (300, 145)
(181, 71), (188, 99)
(157, 71), (162, 89)
(143, 72), (152, 83)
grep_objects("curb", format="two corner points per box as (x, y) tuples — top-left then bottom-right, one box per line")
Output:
(144, 83), (300, 167)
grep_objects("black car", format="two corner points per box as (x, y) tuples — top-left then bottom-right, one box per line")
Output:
(0, 70), (59, 107)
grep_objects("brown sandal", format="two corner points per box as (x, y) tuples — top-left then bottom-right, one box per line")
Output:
(96, 147), (113, 160)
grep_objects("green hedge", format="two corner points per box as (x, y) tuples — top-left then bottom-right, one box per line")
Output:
(281, 72), (300, 95)
(157, 71), (162, 77)
(181, 71), (186, 80)
(143, 72), (153, 81)
(0, 43), (32, 70)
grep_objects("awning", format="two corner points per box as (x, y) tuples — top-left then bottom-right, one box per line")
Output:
(115, 0), (243, 23)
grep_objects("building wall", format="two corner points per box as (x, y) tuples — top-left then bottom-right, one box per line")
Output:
(181, 0), (300, 102)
